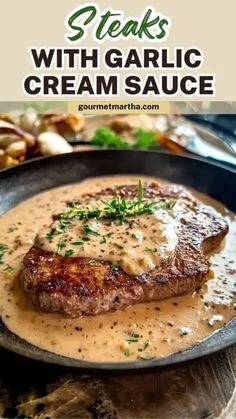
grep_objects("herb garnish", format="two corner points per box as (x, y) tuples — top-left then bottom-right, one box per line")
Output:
(46, 231), (54, 241)
(83, 225), (100, 237)
(126, 332), (140, 343)
(100, 232), (113, 244)
(0, 243), (8, 265)
(65, 249), (74, 257)
(134, 128), (157, 149)
(115, 243), (123, 249)
(47, 181), (176, 238)
(3, 264), (14, 273)
(138, 341), (149, 352)
(121, 331), (149, 358)
(88, 259), (98, 265)
(111, 263), (119, 272)
(56, 241), (66, 254)
(124, 349), (130, 357)
(72, 237), (90, 246)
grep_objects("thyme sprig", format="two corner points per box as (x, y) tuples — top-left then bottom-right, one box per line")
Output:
(47, 181), (176, 239)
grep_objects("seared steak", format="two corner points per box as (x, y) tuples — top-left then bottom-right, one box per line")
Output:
(22, 183), (228, 317)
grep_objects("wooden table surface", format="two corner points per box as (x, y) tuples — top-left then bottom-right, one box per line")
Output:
(0, 345), (235, 419)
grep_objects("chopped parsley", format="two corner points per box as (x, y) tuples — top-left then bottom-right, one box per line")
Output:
(111, 263), (119, 272)
(46, 231), (54, 241)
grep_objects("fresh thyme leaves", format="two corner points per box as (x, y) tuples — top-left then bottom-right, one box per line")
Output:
(56, 241), (66, 254)
(47, 201), (101, 239)
(138, 341), (149, 352)
(126, 332), (140, 343)
(83, 225), (100, 237)
(3, 264), (14, 273)
(102, 190), (176, 222)
(46, 231), (54, 241)
(100, 232), (113, 244)
(72, 237), (90, 246)
(126, 337), (139, 343)
(47, 181), (176, 238)
(111, 263), (119, 272)
(65, 249), (74, 257)
(0, 243), (8, 265)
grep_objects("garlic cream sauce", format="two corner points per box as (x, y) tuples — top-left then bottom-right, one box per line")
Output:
(38, 186), (179, 276)
(0, 175), (236, 363)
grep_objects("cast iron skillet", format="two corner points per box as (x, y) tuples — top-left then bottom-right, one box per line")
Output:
(0, 149), (236, 371)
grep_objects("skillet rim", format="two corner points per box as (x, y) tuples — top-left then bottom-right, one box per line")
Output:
(0, 148), (236, 176)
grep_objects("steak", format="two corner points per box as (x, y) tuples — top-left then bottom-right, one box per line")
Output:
(22, 182), (228, 317)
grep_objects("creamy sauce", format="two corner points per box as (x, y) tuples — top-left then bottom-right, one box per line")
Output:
(0, 175), (236, 363)
(38, 188), (179, 276)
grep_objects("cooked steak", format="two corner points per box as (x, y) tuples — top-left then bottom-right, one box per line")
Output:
(22, 182), (228, 317)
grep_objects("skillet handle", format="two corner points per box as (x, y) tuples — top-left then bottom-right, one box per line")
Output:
(186, 115), (236, 156)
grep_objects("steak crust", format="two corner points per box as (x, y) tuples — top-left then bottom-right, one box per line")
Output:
(22, 183), (228, 317)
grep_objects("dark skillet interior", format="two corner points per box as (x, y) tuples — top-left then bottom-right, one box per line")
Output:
(0, 149), (236, 371)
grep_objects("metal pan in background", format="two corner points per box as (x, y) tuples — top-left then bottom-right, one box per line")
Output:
(73, 114), (236, 167)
